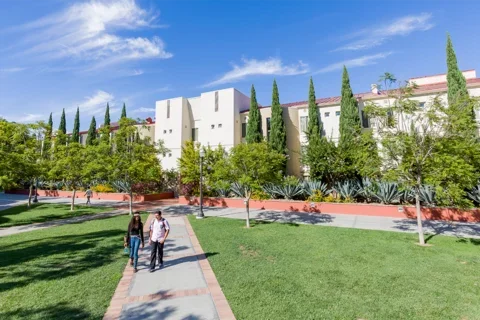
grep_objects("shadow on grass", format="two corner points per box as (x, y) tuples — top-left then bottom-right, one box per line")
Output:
(0, 228), (125, 293)
(0, 302), (91, 319)
(456, 238), (480, 245)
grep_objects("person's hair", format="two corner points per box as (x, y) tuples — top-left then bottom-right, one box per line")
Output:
(129, 212), (142, 228)
(155, 210), (162, 215)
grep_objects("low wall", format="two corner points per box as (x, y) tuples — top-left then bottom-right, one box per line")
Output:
(179, 196), (480, 223)
(6, 189), (174, 202)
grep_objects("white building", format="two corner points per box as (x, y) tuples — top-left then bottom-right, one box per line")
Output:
(155, 70), (480, 177)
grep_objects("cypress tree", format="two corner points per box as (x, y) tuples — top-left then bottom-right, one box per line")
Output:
(446, 34), (469, 107)
(245, 85), (263, 143)
(339, 66), (362, 150)
(104, 103), (111, 126)
(72, 107), (80, 143)
(121, 103), (127, 119)
(135, 131), (140, 144)
(307, 77), (321, 138)
(47, 112), (53, 139)
(268, 80), (287, 154)
(59, 108), (67, 134)
(86, 116), (97, 146)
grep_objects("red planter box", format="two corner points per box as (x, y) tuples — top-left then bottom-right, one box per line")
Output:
(179, 196), (480, 223)
(6, 189), (174, 202)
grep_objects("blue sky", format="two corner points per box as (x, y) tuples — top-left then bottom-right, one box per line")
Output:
(1, 0), (479, 131)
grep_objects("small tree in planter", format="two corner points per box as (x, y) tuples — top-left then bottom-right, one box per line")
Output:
(110, 118), (167, 214)
(221, 142), (284, 228)
(365, 74), (480, 245)
(49, 142), (87, 210)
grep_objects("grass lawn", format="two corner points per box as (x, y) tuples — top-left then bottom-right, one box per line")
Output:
(0, 203), (113, 228)
(189, 216), (480, 320)
(0, 212), (148, 320)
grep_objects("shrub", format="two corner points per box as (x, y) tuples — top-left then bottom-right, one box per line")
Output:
(334, 180), (359, 200)
(302, 180), (330, 197)
(92, 184), (114, 193)
(307, 190), (324, 202)
(357, 178), (377, 203)
(419, 185), (436, 207)
(262, 183), (279, 199)
(181, 182), (197, 196)
(467, 183), (480, 206)
(272, 184), (304, 200)
(374, 182), (401, 204)
(323, 194), (338, 203)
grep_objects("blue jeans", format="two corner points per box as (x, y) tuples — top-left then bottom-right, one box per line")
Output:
(129, 236), (141, 268)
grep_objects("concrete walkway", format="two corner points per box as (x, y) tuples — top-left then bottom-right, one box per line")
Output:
(161, 205), (480, 239)
(104, 214), (235, 320)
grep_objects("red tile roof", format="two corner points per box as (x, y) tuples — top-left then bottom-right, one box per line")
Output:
(240, 77), (480, 113)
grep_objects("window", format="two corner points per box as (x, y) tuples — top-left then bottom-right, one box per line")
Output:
(215, 91), (219, 112)
(169, 129), (172, 133)
(211, 124), (215, 129)
(191, 128), (198, 141)
(361, 111), (369, 128)
(163, 130), (166, 134)
(335, 111), (340, 116)
(167, 100), (170, 119)
(218, 123), (222, 128)
(300, 116), (308, 133)
(168, 153), (172, 157)
(419, 102), (425, 108)
(266, 117), (271, 141)
(241, 123), (247, 138)
(324, 112), (330, 117)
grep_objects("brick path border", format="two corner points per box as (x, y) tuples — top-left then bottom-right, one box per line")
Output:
(103, 213), (236, 320)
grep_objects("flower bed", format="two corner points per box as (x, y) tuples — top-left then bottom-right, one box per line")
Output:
(179, 196), (480, 223)
(6, 189), (174, 202)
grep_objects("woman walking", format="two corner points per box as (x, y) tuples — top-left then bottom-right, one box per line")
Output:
(124, 212), (144, 272)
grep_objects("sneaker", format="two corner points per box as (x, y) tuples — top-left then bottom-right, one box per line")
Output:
(134, 268), (138, 273)
(149, 269), (154, 273)
(130, 259), (133, 266)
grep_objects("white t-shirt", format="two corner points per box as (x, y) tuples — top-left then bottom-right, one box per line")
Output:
(150, 218), (170, 242)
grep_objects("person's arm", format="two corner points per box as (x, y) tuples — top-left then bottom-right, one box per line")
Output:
(140, 224), (145, 248)
(124, 224), (130, 247)
(149, 222), (153, 245)
(161, 220), (170, 244)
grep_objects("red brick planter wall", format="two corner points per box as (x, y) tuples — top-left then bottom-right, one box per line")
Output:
(178, 196), (480, 223)
(6, 189), (174, 203)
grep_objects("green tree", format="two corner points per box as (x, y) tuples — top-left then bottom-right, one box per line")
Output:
(446, 34), (469, 108)
(354, 131), (381, 179)
(121, 103), (127, 119)
(104, 103), (111, 126)
(268, 80), (287, 167)
(110, 117), (168, 214)
(47, 113), (53, 139)
(364, 78), (480, 245)
(307, 77), (322, 137)
(86, 116), (97, 146)
(221, 142), (284, 227)
(246, 85), (263, 143)
(72, 107), (80, 143)
(59, 108), (67, 134)
(49, 142), (86, 210)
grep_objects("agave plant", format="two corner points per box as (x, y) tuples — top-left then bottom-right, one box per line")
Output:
(399, 187), (414, 204)
(418, 185), (436, 207)
(111, 180), (131, 193)
(216, 187), (230, 197)
(357, 178), (378, 203)
(334, 180), (359, 200)
(262, 183), (279, 199)
(302, 180), (330, 197)
(374, 182), (401, 204)
(271, 184), (304, 200)
(467, 183), (480, 205)
(230, 182), (249, 198)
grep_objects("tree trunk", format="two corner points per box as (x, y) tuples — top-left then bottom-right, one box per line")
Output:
(245, 199), (250, 228)
(71, 189), (76, 211)
(28, 183), (33, 208)
(415, 187), (425, 245)
(129, 190), (133, 215)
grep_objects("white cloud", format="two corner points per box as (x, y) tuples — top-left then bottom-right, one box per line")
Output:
(334, 13), (433, 51)
(1, 113), (44, 123)
(315, 52), (392, 74)
(0, 67), (26, 74)
(204, 57), (309, 87)
(131, 69), (144, 76)
(9, 0), (172, 68)
(131, 107), (155, 114)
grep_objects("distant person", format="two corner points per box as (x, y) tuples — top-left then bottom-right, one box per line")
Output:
(149, 210), (170, 272)
(124, 212), (145, 273)
(84, 187), (93, 205)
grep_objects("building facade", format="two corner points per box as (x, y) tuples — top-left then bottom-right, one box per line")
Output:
(155, 70), (480, 177)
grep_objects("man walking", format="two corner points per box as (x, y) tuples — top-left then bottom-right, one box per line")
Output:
(149, 210), (170, 272)
(84, 187), (93, 206)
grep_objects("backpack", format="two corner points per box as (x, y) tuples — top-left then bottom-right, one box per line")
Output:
(150, 218), (167, 231)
